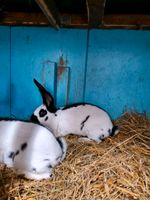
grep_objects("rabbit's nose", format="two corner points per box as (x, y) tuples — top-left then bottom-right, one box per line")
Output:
(30, 114), (39, 123)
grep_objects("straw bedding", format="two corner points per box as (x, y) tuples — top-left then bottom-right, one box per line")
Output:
(0, 112), (150, 200)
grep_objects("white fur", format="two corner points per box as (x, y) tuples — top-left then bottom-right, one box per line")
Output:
(32, 79), (119, 143)
(0, 120), (67, 180)
(33, 104), (118, 143)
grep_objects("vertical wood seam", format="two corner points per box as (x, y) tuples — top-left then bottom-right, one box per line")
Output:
(83, 29), (90, 102)
(9, 26), (12, 117)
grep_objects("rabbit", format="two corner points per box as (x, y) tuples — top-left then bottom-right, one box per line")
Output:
(31, 79), (119, 143)
(0, 119), (67, 180)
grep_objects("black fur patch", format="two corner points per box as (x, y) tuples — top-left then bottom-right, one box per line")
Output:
(56, 138), (65, 158)
(55, 113), (57, 116)
(48, 105), (57, 113)
(48, 164), (52, 169)
(39, 109), (47, 117)
(56, 156), (61, 161)
(32, 168), (36, 172)
(57, 138), (63, 150)
(15, 150), (20, 156)
(80, 115), (90, 131)
(12, 150), (20, 161)
(109, 126), (118, 137)
(108, 129), (111, 135)
(99, 134), (105, 141)
(61, 102), (105, 111)
(30, 114), (39, 123)
(45, 116), (48, 121)
(8, 152), (15, 159)
(21, 143), (28, 151)
(62, 103), (86, 110)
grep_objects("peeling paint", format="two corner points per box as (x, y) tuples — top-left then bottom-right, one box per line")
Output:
(57, 66), (66, 80)
(57, 54), (68, 80)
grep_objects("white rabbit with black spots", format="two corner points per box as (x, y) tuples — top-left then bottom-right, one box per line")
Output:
(0, 119), (67, 180)
(31, 79), (119, 143)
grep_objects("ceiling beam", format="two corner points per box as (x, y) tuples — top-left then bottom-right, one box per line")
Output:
(104, 15), (150, 28)
(1, 12), (150, 30)
(35, 0), (60, 29)
(0, 12), (88, 28)
(86, 0), (106, 28)
(0, 12), (49, 25)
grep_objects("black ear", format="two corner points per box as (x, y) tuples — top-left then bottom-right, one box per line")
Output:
(33, 79), (57, 112)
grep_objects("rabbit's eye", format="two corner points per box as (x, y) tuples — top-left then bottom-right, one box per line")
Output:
(39, 109), (47, 117)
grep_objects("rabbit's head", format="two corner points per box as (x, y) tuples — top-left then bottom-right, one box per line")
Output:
(31, 79), (57, 130)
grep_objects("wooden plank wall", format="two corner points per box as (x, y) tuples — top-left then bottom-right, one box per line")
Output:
(0, 26), (150, 119)
(0, 26), (10, 117)
(85, 30), (150, 118)
(0, 27), (87, 119)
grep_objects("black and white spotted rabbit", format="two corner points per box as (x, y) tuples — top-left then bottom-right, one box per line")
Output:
(31, 79), (119, 143)
(0, 119), (67, 180)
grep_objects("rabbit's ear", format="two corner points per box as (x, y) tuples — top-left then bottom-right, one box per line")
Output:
(33, 79), (56, 112)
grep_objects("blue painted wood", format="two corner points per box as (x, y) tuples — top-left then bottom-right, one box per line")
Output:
(85, 30), (150, 119)
(56, 66), (70, 107)
(40, 61), (56, 99)
(11, 27), (56, 119)
(10, 27), (87, 119)
(0, 26), (10, 117)
(11, 60), (56, 119)
(1, 26), (150, 119)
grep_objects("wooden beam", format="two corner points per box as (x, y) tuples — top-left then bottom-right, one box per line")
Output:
(104, 15), (150, 28)
(0, 12), (88, 28)
(0, 12), (49, 26)
(1, 12), (150, 30)
(60, 14), (88, 28)
(103, 14), (150, 30)
(86, 0), (106, 28)
(35, 0), (60, 29)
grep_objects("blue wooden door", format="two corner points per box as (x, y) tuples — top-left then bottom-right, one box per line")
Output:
(85, 30), (150, 119)
(10, 27), (87, 119)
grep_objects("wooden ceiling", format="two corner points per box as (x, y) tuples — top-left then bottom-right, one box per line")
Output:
(0, 0), (150, 29)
